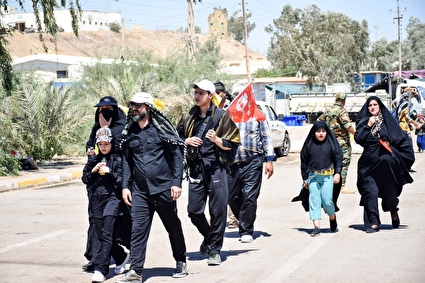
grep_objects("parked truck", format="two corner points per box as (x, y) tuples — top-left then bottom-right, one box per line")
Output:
(251, 73), (424, 123)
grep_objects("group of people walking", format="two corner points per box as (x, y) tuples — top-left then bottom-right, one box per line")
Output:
(80, 82), (418, 282)
(81, 79), (277, 282)
(298, 92), (416, 236)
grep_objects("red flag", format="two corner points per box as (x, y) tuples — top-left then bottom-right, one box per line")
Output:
(227, 82), (266, 123)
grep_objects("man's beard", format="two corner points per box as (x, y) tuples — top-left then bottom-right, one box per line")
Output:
(132, 109), (148, 122)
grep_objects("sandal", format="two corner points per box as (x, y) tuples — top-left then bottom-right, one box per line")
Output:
(227, 219), (239, 229)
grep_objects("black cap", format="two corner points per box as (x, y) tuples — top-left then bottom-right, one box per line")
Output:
(94, 96), (118, 107)
(213, 81), (226, 92)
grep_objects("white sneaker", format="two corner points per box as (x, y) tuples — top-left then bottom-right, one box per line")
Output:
(114, 252), (130, 275)
(172, 261), (189, 278)
(240, 235), (253, 243)
(92, 270), (106, 282)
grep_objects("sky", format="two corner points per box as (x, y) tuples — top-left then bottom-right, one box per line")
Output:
(21, 0), (425, 55)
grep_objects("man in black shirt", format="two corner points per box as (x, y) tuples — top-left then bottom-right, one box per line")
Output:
(177, 79), (240, 266)
(116, 92), (188, 282)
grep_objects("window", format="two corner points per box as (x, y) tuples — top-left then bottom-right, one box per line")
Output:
(57, 70), (68, 79)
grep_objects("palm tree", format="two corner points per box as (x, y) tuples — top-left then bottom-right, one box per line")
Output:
(16, 81), (92, 160)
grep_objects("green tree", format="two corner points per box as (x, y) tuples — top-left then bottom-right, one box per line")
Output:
(228, 10), (256, 44)
(15, 81), (91, 160)
(0, 0), (82, 95)
(108, 21), (121, 33)
(368, 38), (398, 71)
(265, 5), (369, 88)
(81, 37), (229, 124)
(403, 17), (425, 70)
(0, 94), (21, 175)
(253, 66), (297, 78)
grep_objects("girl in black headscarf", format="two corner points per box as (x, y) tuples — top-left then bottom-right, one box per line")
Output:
(355, 96), (414, 233)
(300, 121), (342, 237)
(86, 96), (127, 155)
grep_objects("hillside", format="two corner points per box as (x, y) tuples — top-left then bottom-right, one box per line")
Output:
(7, 25), (267, 63)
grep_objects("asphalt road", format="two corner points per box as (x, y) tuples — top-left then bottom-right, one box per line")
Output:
(1, 152), (425, 283)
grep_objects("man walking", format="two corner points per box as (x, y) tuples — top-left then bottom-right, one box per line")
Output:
(319, 92), (356, 194)
(177, 79), (240, 266)
(227, 83), (276, 243)
(116, 92), (188, 282)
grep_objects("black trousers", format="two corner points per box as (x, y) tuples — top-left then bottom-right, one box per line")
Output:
(84, 190), (101, 264)
(228, 156), (263, 236)
(93, 216), (127, 276)
(359, 173), (399, 228)
(130, 188), (186, 275)
(188, 165), (228, 255)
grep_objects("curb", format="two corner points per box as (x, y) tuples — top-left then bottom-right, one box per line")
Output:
(0, 172), (83, 192)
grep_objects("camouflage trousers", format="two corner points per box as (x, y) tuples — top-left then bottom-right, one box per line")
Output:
(341, 143), (352, 184)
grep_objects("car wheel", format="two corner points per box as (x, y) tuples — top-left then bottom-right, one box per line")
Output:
(275, 133), (291, 157)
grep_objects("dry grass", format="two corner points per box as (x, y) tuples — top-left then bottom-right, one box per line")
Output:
(8, 25), (265, 61)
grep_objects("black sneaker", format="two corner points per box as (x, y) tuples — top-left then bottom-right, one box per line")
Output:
(199, 239), (208, 256)
(82, 262), (95, 272)
(330, 216), (337, 232)
(172, 261), (189, 278)
(311, 227), (321, 237)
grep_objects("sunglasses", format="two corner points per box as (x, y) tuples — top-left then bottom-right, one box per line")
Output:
(129, 102), (143, 108)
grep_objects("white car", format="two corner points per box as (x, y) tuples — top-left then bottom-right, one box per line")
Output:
(256, 101), (291, 157)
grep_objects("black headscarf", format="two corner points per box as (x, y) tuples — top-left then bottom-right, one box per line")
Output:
(86, 103), (126, 152)
(300, 120), (342, 181)
(355, 96), (414, 190)
(294, 121), (342, 212)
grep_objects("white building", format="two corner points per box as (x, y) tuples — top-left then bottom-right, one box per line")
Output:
(2, 7), (121, 32)
(12, 54), (117, 83)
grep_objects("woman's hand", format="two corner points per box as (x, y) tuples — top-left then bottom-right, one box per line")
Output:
(367, 116), (376, 127)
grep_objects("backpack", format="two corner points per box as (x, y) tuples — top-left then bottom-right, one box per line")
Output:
(392, 97), (410, 122)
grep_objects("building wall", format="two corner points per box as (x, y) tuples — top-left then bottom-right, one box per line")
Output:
(208, 9), (228, 39)
(2, 8), (121, 32)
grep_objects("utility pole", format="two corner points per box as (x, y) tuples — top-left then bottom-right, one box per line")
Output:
(393, 0), (405, 76)
(242, 0), (251, 82)
(187, 0), (201, 59)
(373, 25), (379, 42)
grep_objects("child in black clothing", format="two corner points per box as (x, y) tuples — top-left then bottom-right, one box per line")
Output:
(82, 126), (128, 282)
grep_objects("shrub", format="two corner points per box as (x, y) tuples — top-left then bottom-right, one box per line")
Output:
(108, 22), (121, 33)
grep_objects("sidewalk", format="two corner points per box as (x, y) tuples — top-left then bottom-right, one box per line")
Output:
(0, 157), (86, 193)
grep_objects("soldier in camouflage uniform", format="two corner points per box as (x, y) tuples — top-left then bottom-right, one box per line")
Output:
(319, 92), (356, 194)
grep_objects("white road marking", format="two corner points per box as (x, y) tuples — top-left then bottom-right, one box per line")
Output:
(0, 230), (69, 254)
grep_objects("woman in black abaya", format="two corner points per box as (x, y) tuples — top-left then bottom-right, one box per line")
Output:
(355, 96), (414, 233)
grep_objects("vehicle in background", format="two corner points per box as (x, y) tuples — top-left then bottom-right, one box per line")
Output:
(394, 81), (425, 115)
(256, 101), (291, 157)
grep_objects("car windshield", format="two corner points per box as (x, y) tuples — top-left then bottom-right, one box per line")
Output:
(259, 104), (278, 121)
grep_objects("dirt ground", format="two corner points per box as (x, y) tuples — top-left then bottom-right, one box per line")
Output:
(7, 25), (266, 61)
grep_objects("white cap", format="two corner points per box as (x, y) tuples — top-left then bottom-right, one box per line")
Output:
(127, 92), (154, 105)
(231, 83), (246, 95)
(189, 79), (216, 94)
